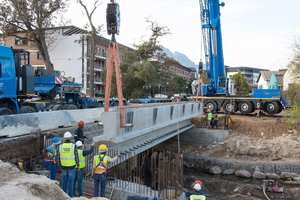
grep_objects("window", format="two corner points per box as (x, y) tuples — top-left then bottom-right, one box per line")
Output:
(15, 37), (28, 45)
(37, 52), (43, 60)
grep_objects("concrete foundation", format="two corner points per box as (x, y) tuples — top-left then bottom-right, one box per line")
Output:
(178, 127), (229, 145)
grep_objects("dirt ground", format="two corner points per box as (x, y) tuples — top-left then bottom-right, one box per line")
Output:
(0, 160), (108, 200)
(154, 111), (300, 199)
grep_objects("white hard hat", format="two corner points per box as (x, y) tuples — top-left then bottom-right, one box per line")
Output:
(194, 183), (201, 191)
(76, 141), (83, 148)
(64, 131), (72, 139)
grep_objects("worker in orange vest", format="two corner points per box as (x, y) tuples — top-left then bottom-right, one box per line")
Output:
(43, 137), (61, 180)
(93, 144), (118, 197)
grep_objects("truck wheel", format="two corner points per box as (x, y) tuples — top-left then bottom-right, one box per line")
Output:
(238, 101), (253, 115)
(66, 104), (78, 110)
(113, 102), (119, 106)
(223, 100), (237, 114)
(204, 101), (217, 113)
(52, 105), (64, 111)
(19, 106), (36, 114)
(0, 108), (14, 115)
(264, 101), (279, 115)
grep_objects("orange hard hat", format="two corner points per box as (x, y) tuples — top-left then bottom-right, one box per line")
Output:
(193, 180), (203, 187)
(78, 120), (85, 126)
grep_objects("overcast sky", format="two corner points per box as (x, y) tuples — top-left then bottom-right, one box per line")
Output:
(66, 0), (300, 71)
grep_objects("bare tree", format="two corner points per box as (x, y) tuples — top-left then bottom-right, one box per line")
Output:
(77, 0), (103, 97)
(0, 0), (70, 70)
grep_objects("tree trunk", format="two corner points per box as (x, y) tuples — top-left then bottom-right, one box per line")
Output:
(89, 31), (95, 97)
(32, 30), (53, 71)
(40, 33), (53, 71)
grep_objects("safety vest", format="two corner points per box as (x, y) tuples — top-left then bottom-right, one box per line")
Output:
(59, 143), (76, 167)
(207, 113), (212, 120)
(94, 154), (108, 173)
(77, 149), (86, 168)
(190, 194), (206, 200)
(214, 114), (219, 121)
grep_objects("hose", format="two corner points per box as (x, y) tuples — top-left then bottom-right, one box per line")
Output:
(263, 188), (271, 200)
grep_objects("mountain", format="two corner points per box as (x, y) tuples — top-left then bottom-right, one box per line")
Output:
(162, 47), (197, 70)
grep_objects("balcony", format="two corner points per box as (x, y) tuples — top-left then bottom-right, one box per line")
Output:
(95, 53), (106, 60)
(87, 66), (106, 72)
(88, 78), (103, 85)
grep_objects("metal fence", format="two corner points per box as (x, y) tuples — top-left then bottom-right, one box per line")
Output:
(45, 139), (183, 199)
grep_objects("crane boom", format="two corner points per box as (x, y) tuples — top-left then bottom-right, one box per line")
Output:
(199, 0), (226, 95)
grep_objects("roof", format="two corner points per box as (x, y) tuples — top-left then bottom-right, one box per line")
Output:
(226, 66), (269, 72)
(257, 70), (286, 85)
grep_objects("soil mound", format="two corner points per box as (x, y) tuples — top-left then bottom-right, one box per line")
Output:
(0, 160), (108, 200)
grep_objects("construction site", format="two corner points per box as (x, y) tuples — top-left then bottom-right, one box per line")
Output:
(1, 105), (300, 200)
(1, 0), (300, 199)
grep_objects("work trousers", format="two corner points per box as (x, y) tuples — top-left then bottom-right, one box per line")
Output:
(94, 173), (107, 197)
(62, 167), (76, 197)
(74, 168), (84, 197)
(213, 120), (218, 129)
(43, 160), (57, 180)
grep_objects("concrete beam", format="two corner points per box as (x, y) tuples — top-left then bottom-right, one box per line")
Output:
(0, 108), (105, 137)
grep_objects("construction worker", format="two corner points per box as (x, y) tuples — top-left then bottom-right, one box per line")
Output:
(189, 183), (205, 200)
(43, 137), (61, 180)
(177, 180), (205, 199)
(213, 111), (219, 129)
(57, 131), (80, 198)
(206, 110), (213, 129)
(74, 120), (86, 144)
(93, 144), (118, 197)
(73, 141), (95, 197)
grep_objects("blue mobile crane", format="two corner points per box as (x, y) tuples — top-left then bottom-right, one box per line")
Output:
(0, 45), (101, 115)
(192, 0), (290, 115)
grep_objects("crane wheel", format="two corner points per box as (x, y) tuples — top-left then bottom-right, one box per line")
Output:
(263, 101), (279, 115)
(204, 101), (217, 113)
(238, 101), (253, 114)
(223, 100), (237, 114)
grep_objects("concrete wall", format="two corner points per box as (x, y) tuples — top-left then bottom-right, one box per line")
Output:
(0, 108), (105, 137)
(179, 127), (229, 145)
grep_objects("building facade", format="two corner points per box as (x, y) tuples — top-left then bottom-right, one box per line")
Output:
(5, 25), (133, 97)
(257, 69), (286, 90)
(226, 66), (269, 92)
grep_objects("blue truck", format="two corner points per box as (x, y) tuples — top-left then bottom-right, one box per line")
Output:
(0, 45), (111, 115)
(190, 0), (290, 115)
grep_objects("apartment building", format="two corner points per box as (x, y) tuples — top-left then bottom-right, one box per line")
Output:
(5, 25), (133, 96)
(226, 66), (269, 92)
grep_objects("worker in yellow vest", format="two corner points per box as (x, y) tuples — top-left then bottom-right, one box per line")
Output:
(213, 111), (219, 129)
(73, 141), (94, 197)
(93, 144), (118, 197)
(207, 110), (213, 129)
(57, 131), (80, 198)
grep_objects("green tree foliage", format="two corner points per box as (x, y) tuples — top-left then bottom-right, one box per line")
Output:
(201, 71), (210, 84)
(285, 36), (300, 130)
(230, 71), (250, 95)
(286, 84), (300, 130)
(0, 0), (70, 70)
